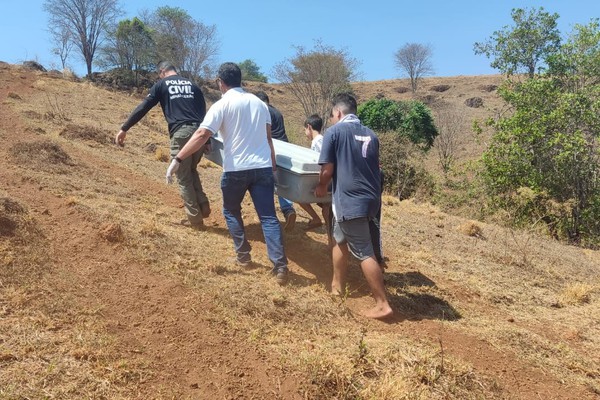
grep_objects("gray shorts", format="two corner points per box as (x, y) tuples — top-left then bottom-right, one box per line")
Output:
(332, 217), (375, 261)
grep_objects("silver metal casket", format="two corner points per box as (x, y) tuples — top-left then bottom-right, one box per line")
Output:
(204, 135), (331, 204)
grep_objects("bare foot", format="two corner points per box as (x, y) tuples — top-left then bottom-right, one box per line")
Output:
(363, 305), (394, 320)
(331, 285), (343, 297)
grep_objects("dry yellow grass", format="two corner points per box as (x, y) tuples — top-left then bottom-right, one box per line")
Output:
(458, 220), (484, 238)
(559, 283), (595, 306)
(154, 146), (170, 162)
(1, 64), (599, 399)
(0, 193), (147, 399)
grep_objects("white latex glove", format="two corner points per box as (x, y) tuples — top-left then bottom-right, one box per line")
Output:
(166, 158), (180, 184)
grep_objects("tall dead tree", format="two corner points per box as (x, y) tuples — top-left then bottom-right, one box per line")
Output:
(394, 43), (434, 93)
(273, 41), (360, 122)
(44, 0), (121, 78)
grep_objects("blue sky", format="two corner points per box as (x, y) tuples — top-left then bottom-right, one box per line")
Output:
(1, 0), (598, 82)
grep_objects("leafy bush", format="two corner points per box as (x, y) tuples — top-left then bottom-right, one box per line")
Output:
(358, 98), (438, 149)
(378, 132), (433, 200)
(480, 20), (600, 247)
(482, 78), (600, 246)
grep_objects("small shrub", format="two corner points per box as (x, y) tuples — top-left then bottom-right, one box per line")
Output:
(559, 283), (594, 306)
(155, 147), (170, 162)
(22, 110), (43, 120)
(458, 221), (484, 238)
(430, 84), (451, 92)
(465, 97), (484, 108)
(59, 124), (111, 144)
(478, 84), (498, 92)
(99, 223), (124, 243)
(22, 60), (46, 71)
(378, 132), (432, 200)
(7, 92), (21, 100)
(44, 94), (70, 121)
(144, 143), (158, 153)
(395, 86), (410, 94)
(10, 140), (75, 172)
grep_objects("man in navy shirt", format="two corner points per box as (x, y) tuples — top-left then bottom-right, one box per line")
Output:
(315, 93), (392, 320)
(255, 91), (297, 231)
(116, 62), (210, 228)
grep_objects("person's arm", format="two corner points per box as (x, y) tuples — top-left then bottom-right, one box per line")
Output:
(266, 123), (277, 171)
(165, 127), (213, 183)
(315, 163), (334, 197)
(116, 96), (159, 146)
(179, 127), (213, 160)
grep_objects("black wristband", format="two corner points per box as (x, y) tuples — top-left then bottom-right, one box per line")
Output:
(174, 156), (183, 163)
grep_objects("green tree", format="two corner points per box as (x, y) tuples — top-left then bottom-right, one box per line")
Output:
(145, 6), (219, 81)
(239, 59), (267, 82)
(97, 17), (155, 84)
(547, 19), (600, 91)
(474, 7), (561, 77)
(273, 40), (359, 121)
(482, 22), (600, 244)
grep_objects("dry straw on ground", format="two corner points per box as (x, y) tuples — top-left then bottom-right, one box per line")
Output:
(1, 64), (599, 399)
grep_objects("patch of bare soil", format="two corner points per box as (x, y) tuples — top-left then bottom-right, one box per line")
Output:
(0, 66), (302, 399)
(1, 65), (599, 399)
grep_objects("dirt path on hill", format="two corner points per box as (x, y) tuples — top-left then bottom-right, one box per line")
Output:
(0, 68), (302, 399)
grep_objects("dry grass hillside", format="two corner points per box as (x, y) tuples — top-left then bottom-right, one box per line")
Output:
(1, 62), (599, 399)
(248, 75), (505, 164)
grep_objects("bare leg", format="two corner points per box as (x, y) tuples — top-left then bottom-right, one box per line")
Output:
(299, 203), (322, 227)
(331, 242), (349, 295)
(360, 256), (393, 319)
(322, 205), (333, 248)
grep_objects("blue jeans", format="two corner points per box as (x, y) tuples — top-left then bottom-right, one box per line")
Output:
(221, 167), (288, 272)
(278, 196), (295, 217)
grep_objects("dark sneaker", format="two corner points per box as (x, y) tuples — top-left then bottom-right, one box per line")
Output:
(275, 269), (289, 286)
(230, 256), (252, 269)
(284, 211), (296, 232)
(200, 202), (211, 218)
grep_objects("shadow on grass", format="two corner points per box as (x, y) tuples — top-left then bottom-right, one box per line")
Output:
(205, 221), (459, 322)
(384, 271), (461, 322)
(202, 221), (330, 286)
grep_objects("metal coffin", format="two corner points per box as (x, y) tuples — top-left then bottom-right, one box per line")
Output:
(204, 135), (331, 204)
(204, 135), (225, 167)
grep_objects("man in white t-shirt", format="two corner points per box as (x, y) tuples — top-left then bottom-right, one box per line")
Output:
(165, 62), (289, 285)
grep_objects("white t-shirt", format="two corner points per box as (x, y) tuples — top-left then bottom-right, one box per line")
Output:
(311, 134), (324, 153)
(200, 87), (273, 172)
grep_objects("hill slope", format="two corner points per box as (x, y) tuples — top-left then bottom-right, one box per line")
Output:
(1, 63), (599, 399)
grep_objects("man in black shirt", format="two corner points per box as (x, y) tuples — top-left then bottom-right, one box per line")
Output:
(255, 91), (296, 231)
(116, 62), (210, 228)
